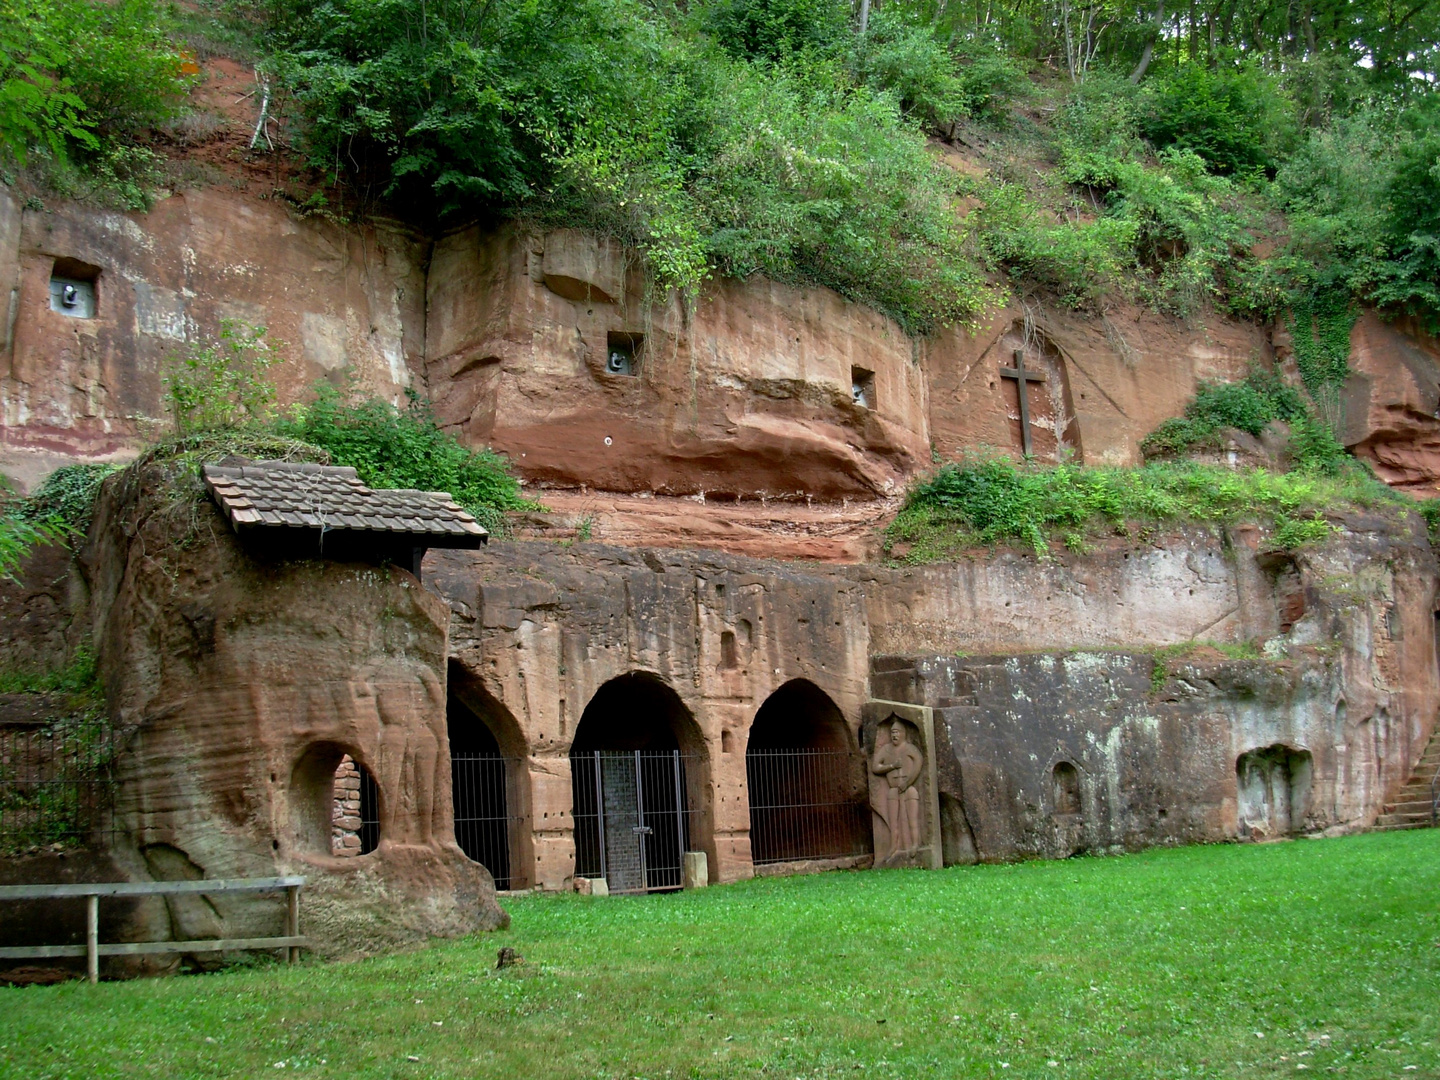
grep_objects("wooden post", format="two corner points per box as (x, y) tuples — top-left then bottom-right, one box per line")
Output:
(85, 893), (99, 984)
(285, 885), (299, 964)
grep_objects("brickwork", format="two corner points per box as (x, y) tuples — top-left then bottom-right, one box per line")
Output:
(332, 756), (363, 857)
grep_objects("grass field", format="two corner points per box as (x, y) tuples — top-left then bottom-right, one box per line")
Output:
(3, 831), (1438, 1079)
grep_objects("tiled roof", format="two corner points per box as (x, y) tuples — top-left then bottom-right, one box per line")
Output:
(202, 461), (487, 546)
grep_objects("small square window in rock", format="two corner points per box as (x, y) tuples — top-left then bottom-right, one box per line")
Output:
(851, 366), (875, 409)
(606, 331), (642, 377)
(48, 258), (101, 319)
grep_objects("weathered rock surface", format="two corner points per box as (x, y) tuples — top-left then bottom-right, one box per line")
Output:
(421, 508), (1436, 885)
(0, 186), (424, 479)
(15, 465), (510, 969)
(1339, 312), (1440, 494)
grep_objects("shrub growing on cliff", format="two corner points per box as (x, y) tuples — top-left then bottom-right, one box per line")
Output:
(886, 456), (1385, 559)
(163, 320), (283, 435)
(263, 0), (992, 331)
(0, 0), (188, 165)
(278, 388), (537, 534)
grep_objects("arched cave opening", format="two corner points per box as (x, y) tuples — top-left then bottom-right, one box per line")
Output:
(570, 672), (705, 893)
(745, 679), (871, 865)
(448, 662), (529, 890)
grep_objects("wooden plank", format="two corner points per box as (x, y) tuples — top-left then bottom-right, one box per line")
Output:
(0, 936), (306, 960)
(0, 877), (304, 901)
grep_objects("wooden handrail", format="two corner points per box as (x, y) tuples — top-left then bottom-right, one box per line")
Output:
(0, 876), (306, 982)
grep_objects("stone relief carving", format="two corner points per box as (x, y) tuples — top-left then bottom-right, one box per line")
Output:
(870, 718), (923, 862)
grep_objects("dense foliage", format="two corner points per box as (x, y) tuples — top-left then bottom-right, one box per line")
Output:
(884, 455), (1396, 558)
(278, 388), (537, 534)
(258, 0), (1020, 330)
(4, 0), (1438, 329)
(1, 0), (188, 204)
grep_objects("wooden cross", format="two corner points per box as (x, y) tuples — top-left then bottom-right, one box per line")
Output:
(999, 348), (1047, 458)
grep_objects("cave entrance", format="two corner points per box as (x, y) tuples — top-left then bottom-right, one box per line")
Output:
(745, 680), (872, 866)
(448, 664), (530, 890)
(570, 673), (706, 893)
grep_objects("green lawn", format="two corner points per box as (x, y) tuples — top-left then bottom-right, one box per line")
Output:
(4, 831), (1438, 1079)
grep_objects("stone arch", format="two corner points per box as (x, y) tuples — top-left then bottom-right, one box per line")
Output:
(745, 679), (871, 865)
(569, 672), (710, 892)
(1236, 744), (1314, 839)
(448, 661), (531, 890)
(290, 742), (380, 858)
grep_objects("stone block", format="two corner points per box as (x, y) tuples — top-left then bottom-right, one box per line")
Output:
(682, 850), (708, 889)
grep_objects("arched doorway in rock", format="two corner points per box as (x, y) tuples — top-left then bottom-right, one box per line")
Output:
(745, 679), (872, 866)
(569, 672), (707, 893)
(290, 742), (380, 858)
(1236, 744), (1314, 839)
(448, 662), (530, 890)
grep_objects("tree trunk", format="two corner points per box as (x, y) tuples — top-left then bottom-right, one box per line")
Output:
(1129, 0), (1165, 82)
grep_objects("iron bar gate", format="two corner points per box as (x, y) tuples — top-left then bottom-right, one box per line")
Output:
(451, 753), (524, 890)
(0, 720), (118, 856)
(746, 748), (871, 865)
(571, 750), (695, 894)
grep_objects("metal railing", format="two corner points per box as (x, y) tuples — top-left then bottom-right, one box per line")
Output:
(746, 748), (872, 866)
(452, 752), (524, 890)
(0, 876), (306, 983)
(571, 750), (697, 894)
(0, 720), (119, 856)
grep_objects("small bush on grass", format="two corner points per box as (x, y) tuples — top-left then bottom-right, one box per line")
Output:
(885, 456), (1385, 560)
(277, 388), (538, 534)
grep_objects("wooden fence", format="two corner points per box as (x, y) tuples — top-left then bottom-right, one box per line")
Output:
(0, 876), (306, 983)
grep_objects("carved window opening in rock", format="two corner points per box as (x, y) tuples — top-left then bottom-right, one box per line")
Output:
(851, 366), (876, 409)
(1236, 744), (1313, 839)
(332, 755), (380, 856)
(49, 258), (100, 319)
(719, 630), (738, 670)
(606, 332), (642, 377)
(570, 672), (707, 893)
(291, 742), (378, 858)
(997, 321), (1082, 463)
(449, 662), (530, 891)
(746, 679), (872, 866)
(1052, 761), (1082, 816)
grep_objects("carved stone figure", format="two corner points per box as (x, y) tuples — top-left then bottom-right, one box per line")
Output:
(871, 720), (923, 859)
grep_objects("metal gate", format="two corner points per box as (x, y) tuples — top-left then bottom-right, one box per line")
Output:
(452, 752), (523, 890)
(746, 748), (871, 865)
(571, 750), (694, 894)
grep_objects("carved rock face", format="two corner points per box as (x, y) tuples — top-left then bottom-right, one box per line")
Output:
(79, 465), (506, 957)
